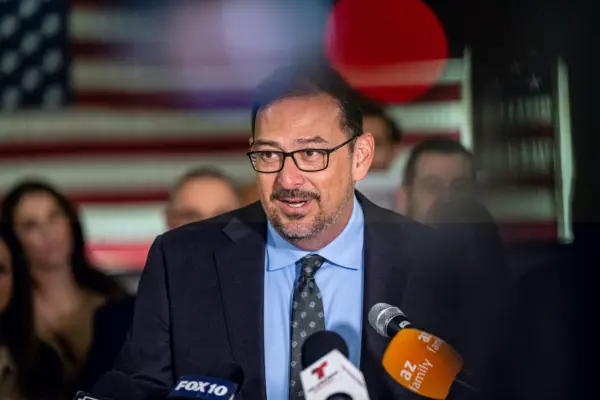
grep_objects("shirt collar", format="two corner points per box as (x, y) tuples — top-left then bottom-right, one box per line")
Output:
(266, 195), (365, 271)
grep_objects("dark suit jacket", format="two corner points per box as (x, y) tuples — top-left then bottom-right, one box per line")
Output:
(92, 192), (482, 400)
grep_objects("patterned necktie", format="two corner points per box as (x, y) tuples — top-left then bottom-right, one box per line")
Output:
(289, 254), (326, 399)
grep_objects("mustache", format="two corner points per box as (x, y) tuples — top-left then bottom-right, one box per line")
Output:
(271, 188), (320, 202)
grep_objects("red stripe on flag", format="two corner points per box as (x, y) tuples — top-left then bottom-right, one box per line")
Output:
(0, 136), (251, 159)
(503, 125), (556, 139)
(75, 91), (253, 110)
(71, 0), (122, 8)
(72, 42), (293, 65)
(88, 242), (152, 272)
(70, 190), (171, 205)
(71, 41), (125, 59)
(498, 221), (558, 242)
(482, 175), (556, 188)
(370, 85), (461, 104)
(400, 132), (460, 146)
(0, 131), (459, 160)
(0, 190), (171, 205)
(75, 84), (461, 110)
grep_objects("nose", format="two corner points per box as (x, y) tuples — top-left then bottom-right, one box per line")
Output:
(39, 221), (55, 243)
(277, 156), (306, 189)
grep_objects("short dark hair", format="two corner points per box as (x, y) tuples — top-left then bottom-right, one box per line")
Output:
(169, 167), (237, 202)
(251, 62), (363, 140)
(355, 94), (402, 142)
(403, 138), (474, 185)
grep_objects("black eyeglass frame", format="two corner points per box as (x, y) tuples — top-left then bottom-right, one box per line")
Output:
(246, 135), (359, 173)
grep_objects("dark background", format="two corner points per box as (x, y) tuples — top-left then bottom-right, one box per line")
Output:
(326, 0), (597, 223)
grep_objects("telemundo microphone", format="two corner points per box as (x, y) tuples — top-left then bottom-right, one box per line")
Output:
(168, 361), (244, 400)
(368, 303), (467, 400)
(299, 330), (370, 400)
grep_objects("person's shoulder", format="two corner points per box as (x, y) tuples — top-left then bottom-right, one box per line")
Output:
(157, 201), (266, 254)
(360, 195), (444, 246)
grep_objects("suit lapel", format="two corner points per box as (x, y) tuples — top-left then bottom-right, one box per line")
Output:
(357, 192), (409, 399)
(214, 203), (267, 400)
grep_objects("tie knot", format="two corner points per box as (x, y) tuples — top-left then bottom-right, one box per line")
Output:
(300, 254), (325, 278)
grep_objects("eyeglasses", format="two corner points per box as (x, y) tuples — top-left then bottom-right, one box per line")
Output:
(247, 136), (358, 173)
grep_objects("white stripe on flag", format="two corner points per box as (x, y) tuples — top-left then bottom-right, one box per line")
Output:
(0, 103), (464, 142)
(481, 188), (556, 222)
(71, 9), (161, 44)
(81, 203), (165, 243)
(0, 155), (254, 190)
(72, 58), (465, 92)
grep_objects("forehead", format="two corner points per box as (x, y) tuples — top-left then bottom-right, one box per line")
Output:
(174, 177), (235, 203)
(414, 152), (472, 180)
(254, 94), (344, 143)
(15, 192), (60, 216)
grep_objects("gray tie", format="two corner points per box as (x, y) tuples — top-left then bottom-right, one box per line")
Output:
(289, 254), (326, 399)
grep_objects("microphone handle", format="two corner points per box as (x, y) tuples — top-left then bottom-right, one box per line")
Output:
(326, 394), (353, 400)
(455, 379), (478, 394)
(385, 314), (413, 337)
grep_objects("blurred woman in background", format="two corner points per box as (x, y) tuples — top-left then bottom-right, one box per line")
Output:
(0, 223), (66, 399)
(1, 180), (135, 393)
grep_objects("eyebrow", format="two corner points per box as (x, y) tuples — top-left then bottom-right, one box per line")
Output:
(295, 136), (329, 145)
(251, 136), (329, 150)
(251, 139), (283, 149)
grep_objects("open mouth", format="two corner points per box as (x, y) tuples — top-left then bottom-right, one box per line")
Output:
(278, 198), (311, 209)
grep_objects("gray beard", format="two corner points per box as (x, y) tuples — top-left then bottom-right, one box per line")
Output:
(268, 184), (354, 243)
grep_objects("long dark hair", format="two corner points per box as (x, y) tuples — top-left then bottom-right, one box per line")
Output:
(0, 180), (125, 299)
(0, 221), (35, 367)
(0, 222), (66, 398)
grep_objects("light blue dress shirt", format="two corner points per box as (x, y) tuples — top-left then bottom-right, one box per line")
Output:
(263, 196), (365, 399)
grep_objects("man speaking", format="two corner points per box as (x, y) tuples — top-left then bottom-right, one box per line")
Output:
(92, 64), (480, 400)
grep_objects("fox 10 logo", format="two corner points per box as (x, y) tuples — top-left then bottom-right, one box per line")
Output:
(169, 376), (237, 399)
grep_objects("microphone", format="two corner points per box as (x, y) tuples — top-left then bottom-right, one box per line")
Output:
(299, 331), (370, 400)
(85, 370), (140, 400)
(368, 303), (465, 400)
(168, 361), (244, 400)
(73, 392), (111, 400)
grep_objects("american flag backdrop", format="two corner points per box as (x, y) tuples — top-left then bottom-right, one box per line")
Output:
(473, 51), (573, 243)
(1, 0), (559, 271)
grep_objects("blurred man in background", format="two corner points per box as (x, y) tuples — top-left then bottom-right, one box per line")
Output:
(396, 138), (475, 224)
(360, 98), (403, 170)
(354, 96), (403, 210)
(164, 167), (241, 230)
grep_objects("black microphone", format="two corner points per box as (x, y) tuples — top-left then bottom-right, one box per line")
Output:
(86, 370), (139, 400)
(301, 330), (349, 369)
(299, 331), (370, 400)
(169, 361), (244, 399)
(73, 391), (112, 400)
